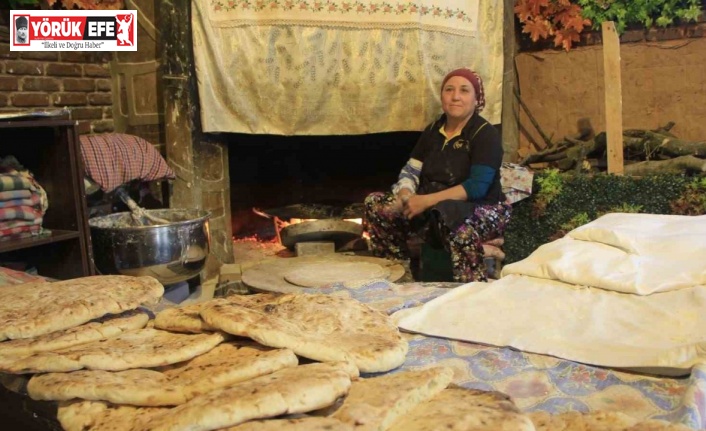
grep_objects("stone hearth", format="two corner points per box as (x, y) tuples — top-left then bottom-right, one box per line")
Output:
(160, 0), (419, 282)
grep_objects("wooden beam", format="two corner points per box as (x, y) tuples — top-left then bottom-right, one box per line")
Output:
(601, 21), (624, 175)
(501, 0), (520, 162)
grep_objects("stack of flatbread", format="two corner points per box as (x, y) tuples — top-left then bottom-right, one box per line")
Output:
(0, 281), (689, 431)
(48, 364), (535, 431)
(198, 293), (409, 373)
(0, 275), (164, 368)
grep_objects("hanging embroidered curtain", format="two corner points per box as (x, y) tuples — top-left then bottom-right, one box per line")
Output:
(192, 0), (503, 135)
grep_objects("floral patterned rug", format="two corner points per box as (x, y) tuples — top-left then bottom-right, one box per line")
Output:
(339, 279), (706, 429)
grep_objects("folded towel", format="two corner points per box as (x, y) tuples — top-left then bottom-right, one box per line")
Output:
(0, 223), (42, 239)
(0, 194), (41, 209)
(0, 190), (32, 201)
(0, 206), (43, 222)
(0, 174), (36, 192)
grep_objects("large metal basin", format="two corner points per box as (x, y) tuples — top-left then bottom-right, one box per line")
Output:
(89, 209), (211, 285)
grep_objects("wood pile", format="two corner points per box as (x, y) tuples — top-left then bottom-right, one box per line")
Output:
(515, 87), (706, 176)
(520, 119), (706, 175)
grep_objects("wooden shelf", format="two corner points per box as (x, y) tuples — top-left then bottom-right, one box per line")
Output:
(0, 119), (74, 129)
(0, 230), (80, 254)
(0, 118), (93, 280)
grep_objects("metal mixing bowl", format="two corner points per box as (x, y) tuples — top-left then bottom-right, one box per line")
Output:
(89, 209), (211, 285)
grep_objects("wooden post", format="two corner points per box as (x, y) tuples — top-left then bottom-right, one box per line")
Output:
(601, 21), (624, 175)
(160, 0), (235, 282)
(501, 0), (520, 162)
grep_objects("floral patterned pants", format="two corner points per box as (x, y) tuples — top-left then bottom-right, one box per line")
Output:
(363, 192), (512, 283)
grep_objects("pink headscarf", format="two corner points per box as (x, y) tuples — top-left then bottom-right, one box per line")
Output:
(440, 68), (485, 113)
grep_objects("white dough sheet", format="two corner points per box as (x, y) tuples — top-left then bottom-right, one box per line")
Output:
(393, 213), (706, 376)
(503, 213), (706, 295)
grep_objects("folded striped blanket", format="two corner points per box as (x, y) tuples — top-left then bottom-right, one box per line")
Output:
(0, 174), (36, 192)
(0, 223), (43, 239)
(0, 194), (41, 209)
(0, 190), (31, 201)
(0, 218), (43, 229)
(0, 206), (43, 222)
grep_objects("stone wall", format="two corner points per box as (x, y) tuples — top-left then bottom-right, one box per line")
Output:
(0, 40), (114, 134)
(515, 21), (706, 160)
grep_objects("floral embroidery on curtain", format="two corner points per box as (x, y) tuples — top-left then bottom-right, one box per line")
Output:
(208, 0), (479, 36)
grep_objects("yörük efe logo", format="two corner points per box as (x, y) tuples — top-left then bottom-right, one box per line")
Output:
(10, 10), (137, 52)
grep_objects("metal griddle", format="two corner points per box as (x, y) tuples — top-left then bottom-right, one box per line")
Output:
(279, 219), (364, 250)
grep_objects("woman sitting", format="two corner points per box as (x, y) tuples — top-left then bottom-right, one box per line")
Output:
(363, 68), (511, 282)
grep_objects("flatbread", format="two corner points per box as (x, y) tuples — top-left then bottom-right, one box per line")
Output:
(57, 400), (164, 431)
(140, 362), (352, 431)
(387, 387), (535, 431)
(529, 410), (635, 430)
(0, 275), (163, 340)
(2, 328), (225, 374)
(27, 342), (298, 406)
(0, 309), (149, 367)
(154, 302), (216, 333)
(627, 420), (694, 430)
(529, 411), (693, 431)
(224, 416), (354, 430)
(200, 293), (408, 373)
(283, 262), (390, 288)
(330, 367), (454, 430)
(57, 363), (351, 431)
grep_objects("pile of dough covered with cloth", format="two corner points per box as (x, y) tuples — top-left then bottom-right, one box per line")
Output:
(0, 269), (694, 430)
(393, 213), (706, 377)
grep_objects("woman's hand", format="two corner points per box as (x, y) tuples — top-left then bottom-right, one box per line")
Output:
(403, 194), (430, 219)
(391, 189), (413, 215)
(402, 185), (468, 219)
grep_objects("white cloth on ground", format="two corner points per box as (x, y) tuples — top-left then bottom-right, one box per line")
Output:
(392, 213), (706, 376)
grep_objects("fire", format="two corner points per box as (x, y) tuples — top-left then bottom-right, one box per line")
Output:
(282, 217), (362, 227)
(285, 218), (316, 226)
(275, 217), (369, 241)
(251, 208), (369, 244)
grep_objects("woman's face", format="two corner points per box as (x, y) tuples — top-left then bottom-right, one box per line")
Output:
(441, 76), (477, 122)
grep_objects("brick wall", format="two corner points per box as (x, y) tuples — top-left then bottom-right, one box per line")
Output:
(0, 32), (115, 135)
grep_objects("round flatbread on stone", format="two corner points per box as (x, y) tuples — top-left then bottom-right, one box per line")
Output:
(387, 387), (535, 431)
(28, 342), (298, 406)
(2, 328), (225, 374)
(0, 309), (149, 367)
(241, 255), (405, 294)
(0, 275), (164, 341)
(283, 262), (390, 288)
(201, 293), (408, 373)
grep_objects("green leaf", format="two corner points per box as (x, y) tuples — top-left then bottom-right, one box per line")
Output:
(656, 15), (673, 26)
(576, 0), (703, 33)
